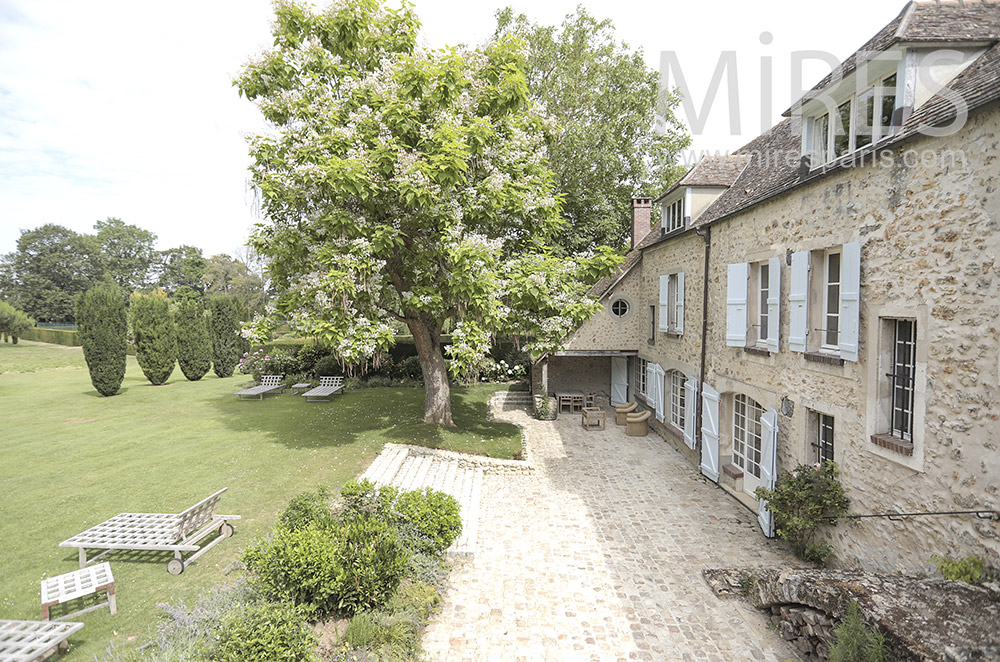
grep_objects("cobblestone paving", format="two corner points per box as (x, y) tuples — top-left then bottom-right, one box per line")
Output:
(421, 403), (802, 661)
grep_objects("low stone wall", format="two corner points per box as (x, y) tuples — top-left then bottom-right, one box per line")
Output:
(766, 603), (836, 660)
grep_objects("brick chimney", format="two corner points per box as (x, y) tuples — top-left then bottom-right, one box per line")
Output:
(631, 197), (652, 249)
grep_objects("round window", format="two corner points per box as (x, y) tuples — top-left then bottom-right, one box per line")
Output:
(610, 299), (629, 318)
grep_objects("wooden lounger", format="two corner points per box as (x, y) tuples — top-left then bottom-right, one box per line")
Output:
(59, 488), (241, 575)
(234, 375), (285, 400)
(0, 619), (83, 661)
(301, 376), (344, 402)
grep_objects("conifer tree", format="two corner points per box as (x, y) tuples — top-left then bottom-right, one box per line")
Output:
(76, 281), (128, 396)
(209, 296), (240, 378)
(131, 290), (176, 385)
(175, 299), (211, 381)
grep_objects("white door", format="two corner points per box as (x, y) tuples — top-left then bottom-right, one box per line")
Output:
(757, 408), (779, 537)
(700, 383), (720, 482)
(611, 357), (628, 406)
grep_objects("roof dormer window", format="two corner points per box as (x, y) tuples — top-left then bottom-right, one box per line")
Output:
(663, 196), (685, 234)
(807, 72), (898, 168)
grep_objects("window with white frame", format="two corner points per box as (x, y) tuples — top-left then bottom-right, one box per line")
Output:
(733, 394), (764, 478)
(663, 197), (685, 234)
(788, 242), (861, 361)
(888, 319), (916, 442)
(808, 73), (898, 167)
(633, 357), (647, 397)
(659, 272), (685, 334)
(822, 250), (841, 350)
(727, 258), (780, 352)
(810, 411), (835, 464)
(667, 369), (686, 430)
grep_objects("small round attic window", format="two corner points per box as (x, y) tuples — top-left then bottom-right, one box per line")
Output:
(610, 298), (630, 318)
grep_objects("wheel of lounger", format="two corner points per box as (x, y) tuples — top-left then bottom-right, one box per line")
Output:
(167, 558), (185, 575)
(219, 522), (235, 538)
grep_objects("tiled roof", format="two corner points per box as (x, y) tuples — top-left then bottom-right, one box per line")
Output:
(652, 155), (751, 203)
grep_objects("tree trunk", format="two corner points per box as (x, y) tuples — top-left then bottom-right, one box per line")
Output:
(407, 318), (454, 426)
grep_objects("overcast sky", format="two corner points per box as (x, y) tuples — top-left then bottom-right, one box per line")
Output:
(0, 0), (909, 258)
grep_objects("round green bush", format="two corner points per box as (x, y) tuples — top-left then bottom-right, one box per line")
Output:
(332, 516), (409, 615)
(394, 488), (463, 556)
(211, 602), (318, 662)
(297, 341), (333, 372)
(314, 354), (342, 377)
(76, 282), (127, 396)
(278, 488), (337, 532)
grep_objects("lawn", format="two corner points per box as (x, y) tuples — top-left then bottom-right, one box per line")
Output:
(0, 341), (520, 660)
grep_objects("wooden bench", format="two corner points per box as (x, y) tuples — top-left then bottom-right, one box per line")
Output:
(234, 375), (285, 400)
(59, 488), (241, 575)
(41, 563), (116, 621)
(0, 620), (83, 661)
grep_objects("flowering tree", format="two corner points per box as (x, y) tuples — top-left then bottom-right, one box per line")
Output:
(237, 0), (619, 425)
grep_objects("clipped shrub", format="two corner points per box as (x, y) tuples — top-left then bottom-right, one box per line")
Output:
(394, 488), (462, 556)
(331, 516), (408, 615)
(0, 300), (34, 343)
(829, 601), (888, 662)
(931, 554), (985, 583)
(268, 349), (303, 376)
(279, 488), (337, 532)
(131, 290), (177, 385)
(297, 340), (333, 373)
(174, 299), (211, 381)
(76, 281), (128, 396)
(242, 527), (341, 618)
(211, 602), (318, 662)
(17, 327), (80, 346)
(209, 296), (241, 378)
(315, 354), (342, 377)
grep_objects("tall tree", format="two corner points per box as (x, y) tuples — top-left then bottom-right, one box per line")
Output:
(203, 253), (267, 313)
(0, 300), (34, 343)
(6, 224), (100, 321)
(155, 245), (207, 296)
(175, 299), (212, 381)
(76, 281), (128, 396)
(93, 218), (157, 293)
(237, 0), (619, 425)
(495, 7), (690, 254)
(209, 296), (241, 378)
(131, 290), (177, 385)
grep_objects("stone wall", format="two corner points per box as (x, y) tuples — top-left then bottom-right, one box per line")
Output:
(545, 355), (611, 397)
(703, 107), (1000, 572)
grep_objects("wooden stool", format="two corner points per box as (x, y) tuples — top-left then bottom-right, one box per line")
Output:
(581, 407), (606, 430)
(41, 563), (116, 621)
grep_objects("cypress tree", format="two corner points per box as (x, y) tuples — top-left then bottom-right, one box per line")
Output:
(233, 298), (252, 358)
(209, 296), (241, 378)
(131, 290), (176, 385)
(175, 299), (211, 381)
(76, 281), (128, 396)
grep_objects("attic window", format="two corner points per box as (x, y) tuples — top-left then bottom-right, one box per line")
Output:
(663, 197), (685, 234)
(610, 299), (630, 318)
(808, 73), (898, 168)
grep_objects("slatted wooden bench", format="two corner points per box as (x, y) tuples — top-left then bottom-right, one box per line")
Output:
(301, 376), (344, 402)
(234, 375), (285, 400)
(0, 620), (83, 661)
(40, 563), (116, 621)
(59, 488), (241, 575)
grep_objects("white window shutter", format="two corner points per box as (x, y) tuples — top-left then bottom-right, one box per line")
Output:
(683, 377), (697, 449)
(646, 361), (655, 404)
(757, 408), (779, 538)
(658, 275), (669, 332)
(766, 256), (781, 353)
(839, 241), (861, 362)
(700, 383), (720, 482)
(726, 263), (749, 347)
(789, 251), (810, 353)
(654, 364), (665, 423)
(675, 272), (685, 335)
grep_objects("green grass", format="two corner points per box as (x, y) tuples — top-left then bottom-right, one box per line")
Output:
(0, 341), (518, 660)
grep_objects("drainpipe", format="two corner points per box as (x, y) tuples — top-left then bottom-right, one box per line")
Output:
(694, 226), (711, 452)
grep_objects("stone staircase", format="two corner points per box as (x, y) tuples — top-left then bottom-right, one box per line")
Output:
(360, 445), (483, 556)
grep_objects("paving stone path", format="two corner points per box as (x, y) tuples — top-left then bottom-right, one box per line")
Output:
(416, 400), (803, 661)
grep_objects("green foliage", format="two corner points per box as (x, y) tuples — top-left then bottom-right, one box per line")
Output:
(0, 300), (34, 343)
(279, 488), (337, 532)
(267, 349), (303, 376)
(298, 340), (334, 373)
(393, 488), (463, 555)
(208, 296), (241, 378)
(754, 462), (849, 564)
(233, 298), (253, 358)
(385, 579), (441, 620)
(931, 554), (985, 583)
(829, 601), (888, 662)
(203, 252), (267, 314)
(16, 327), (81, 345)
(156, 245), (207, 296)
(331, 516), (409, 614)
(76, 281), (128, 396)
(211, 602), (318, 662)
(494, 7), (690, 254)
(131, 290), (177, 385)
(343, 612), (379, 648)
(94, 217), (157, 293)
(315, 354), (343, 377)
(174, 300), (212, 381)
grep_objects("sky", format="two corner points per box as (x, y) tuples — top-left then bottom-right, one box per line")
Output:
(0, 0), (910, 259)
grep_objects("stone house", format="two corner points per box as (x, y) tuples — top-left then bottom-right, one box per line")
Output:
(533, 0), (1000, 572)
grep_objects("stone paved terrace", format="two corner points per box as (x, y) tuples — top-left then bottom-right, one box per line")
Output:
(416, 399), (804, 661)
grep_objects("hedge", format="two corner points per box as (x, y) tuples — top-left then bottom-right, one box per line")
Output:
(19, 327), (81, 346)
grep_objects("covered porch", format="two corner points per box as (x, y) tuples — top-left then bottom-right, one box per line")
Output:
(531, 349), (637, 406)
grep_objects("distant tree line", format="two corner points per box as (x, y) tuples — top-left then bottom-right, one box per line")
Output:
(0, 219), (268, 322)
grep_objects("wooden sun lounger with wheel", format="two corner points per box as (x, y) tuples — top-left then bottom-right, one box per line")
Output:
(234, 375), (285, 400)
(0, 619), (83, 661)
(58, 488), (241, 575)
(301, 376), (344, 402)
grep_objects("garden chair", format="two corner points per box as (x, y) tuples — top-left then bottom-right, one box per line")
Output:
(234, 375), (285, 400)
(0, 619), (83, 660)
(615, 401), (637, 425)
(59, 488), (241, 575)
(626, 410), (650, 436)
(301, 376), (345, 402)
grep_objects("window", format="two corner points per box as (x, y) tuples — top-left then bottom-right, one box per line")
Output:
(757, 262), (769, 344)
(812, 413), (835, 464)
(733, 394), (764, 478)
(659, 272), (685, 334)
(833, 99), (852, 158)
(648, 305), (655, 341)
(728, 258), (780, 352)
(667, 370), (686, 430)
(610, 298), (629, 318)
(663, 197), (685, 234)
(812, 113), (830, 165)
(789, 243), (860, 361)
(889, 319), (916, 442)
(633, 357), (647, 397)
(808, 73), (898, 167)
(822, 251), (841, 350)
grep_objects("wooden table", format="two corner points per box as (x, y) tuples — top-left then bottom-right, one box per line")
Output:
(290, 382), (313, 395)
(41, 563), (116, 620)
(581, 407), (606, 430)
(554, 390), (585, 413)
